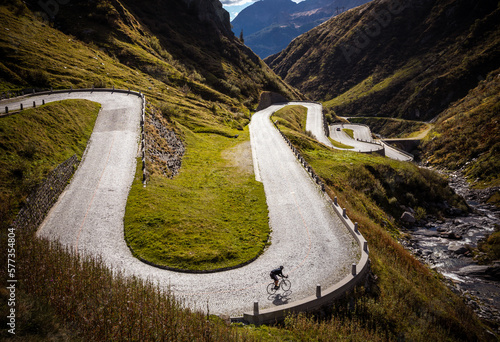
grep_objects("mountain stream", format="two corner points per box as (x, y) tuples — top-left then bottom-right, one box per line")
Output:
(401, 171), (500, 330)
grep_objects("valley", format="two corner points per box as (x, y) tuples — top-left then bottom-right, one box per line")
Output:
(1, 0), (499, 340)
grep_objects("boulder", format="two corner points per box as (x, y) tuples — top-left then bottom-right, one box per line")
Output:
(457, 263), (500, 281)
(401, 211), (416, 224)
(448, 243), (468, 255)
(440, 231), (462, 240)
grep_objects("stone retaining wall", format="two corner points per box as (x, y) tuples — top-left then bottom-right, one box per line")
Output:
(12, 155), (79, 234)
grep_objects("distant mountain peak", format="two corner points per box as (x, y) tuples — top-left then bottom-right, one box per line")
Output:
(231, 0), (371, 58)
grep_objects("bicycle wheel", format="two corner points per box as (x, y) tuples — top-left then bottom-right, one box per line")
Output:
(267, 282), (277, 295)
(281, 279), (291, 291)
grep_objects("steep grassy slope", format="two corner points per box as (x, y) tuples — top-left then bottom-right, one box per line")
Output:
(2, 0), (301, 104)
(349, 117), (431, 139)
(266, 0), (500, 190)
(266, 0), (499, 121)
(422, 68), (500, 187)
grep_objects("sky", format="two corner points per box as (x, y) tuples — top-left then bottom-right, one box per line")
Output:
(221, 0), (304, 21)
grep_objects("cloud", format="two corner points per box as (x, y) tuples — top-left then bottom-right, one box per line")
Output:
(220, 0), (257, 6)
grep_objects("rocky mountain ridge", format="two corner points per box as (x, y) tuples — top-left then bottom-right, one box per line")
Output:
(182, 0), (232, 36)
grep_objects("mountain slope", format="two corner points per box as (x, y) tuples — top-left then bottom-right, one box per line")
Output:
(2, 0), (302, 106)
(421, 68), (500, 187)
(232, 0), (371, 58)
(266, 0), (500, 121)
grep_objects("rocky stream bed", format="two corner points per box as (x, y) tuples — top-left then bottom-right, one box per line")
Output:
(400, 171), (500, 332)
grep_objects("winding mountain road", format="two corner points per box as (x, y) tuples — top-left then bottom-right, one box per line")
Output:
(6, 92), (358, 317)
(329, 123), (413, 161)
(283, 103), (412, 161)
(329, 123), (385, 153)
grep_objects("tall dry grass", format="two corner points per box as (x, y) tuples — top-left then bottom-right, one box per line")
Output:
(16, 229), (253, 341)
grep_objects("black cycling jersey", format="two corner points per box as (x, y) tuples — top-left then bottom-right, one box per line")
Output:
(270, 268), (284, 277)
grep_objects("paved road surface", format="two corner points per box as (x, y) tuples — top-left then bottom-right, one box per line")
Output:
(329, 123), (412, 161)
(6, 94), (359, 317)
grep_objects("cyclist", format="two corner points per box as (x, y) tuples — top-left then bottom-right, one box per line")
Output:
(270, 266), (288, 289)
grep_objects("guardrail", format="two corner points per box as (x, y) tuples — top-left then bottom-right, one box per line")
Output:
(1, 87), (148, 185)
(241, 109), (370, 325)
(380, 139), (414, 161)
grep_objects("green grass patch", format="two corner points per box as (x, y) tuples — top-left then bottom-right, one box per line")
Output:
(422, 69), (500, 188)
(328, 137), (354, 149)
(271, 105), (308, 132)
(0, 99), (100, 230)
(125, 127), (270, 271)
(342, 128), (354, 139)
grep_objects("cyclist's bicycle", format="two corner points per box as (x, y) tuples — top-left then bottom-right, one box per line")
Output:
(267, 277), (291, 295)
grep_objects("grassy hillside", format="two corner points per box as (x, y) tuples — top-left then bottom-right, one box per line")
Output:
(349, 117), (431, 139)
(421, 69), (500, 188)
(266, 0), (499, 191)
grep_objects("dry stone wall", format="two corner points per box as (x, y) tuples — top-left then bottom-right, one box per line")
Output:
(12, 155), (79, 234)
(146, 110), (185, 178)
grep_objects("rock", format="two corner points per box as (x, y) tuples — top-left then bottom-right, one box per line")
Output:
(401, 211), (416, 224)
(447, 207), (464, 216)
(181, 0), (232, 36)
(440, 231), (462, 240)
(256, 91), (288, 111)
(416, 229), (439, 237)
(457, 264), (500, 281)
(448, 242), (468, 255)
